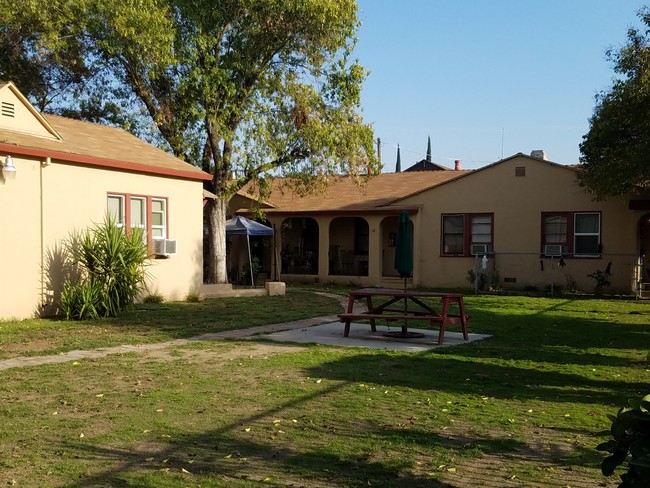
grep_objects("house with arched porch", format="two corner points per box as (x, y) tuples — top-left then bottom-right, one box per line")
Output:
(229, 152), (650, 296)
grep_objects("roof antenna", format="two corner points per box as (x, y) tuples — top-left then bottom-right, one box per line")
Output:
(501, 128), (504, 159)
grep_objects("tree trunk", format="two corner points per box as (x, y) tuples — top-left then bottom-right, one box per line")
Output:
(206, 197), (228, 284)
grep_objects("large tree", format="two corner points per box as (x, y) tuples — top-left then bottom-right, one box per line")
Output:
(579, 7), (650, 199)
(0, 0), (378, 283)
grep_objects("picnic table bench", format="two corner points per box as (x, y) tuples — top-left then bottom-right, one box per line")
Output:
(337, 287), (470, 345)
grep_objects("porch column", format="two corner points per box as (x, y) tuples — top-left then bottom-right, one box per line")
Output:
(267, 216), (283, 282)
(317, 216), (333, 282)
(367, 215), (383, 283)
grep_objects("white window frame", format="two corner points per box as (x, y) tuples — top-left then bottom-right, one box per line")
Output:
(151, 198), (167, 241)
(574, 212), (601, 256)
(107, 194), (125, 228)
(107, 193), (169, 253)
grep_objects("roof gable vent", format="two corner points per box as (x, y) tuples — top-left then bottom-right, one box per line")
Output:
(1, 101), (15, 118)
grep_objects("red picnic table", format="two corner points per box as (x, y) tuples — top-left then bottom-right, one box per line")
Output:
(337, 287), (470, 345)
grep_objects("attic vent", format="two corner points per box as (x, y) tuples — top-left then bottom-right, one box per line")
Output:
(1, 102), (15, 118)
(515, 166), (526, 177)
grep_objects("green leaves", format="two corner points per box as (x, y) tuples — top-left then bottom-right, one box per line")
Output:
(3, 0), (376, 283)
(597, 393), (650, 486)
(59, 216), (150, 320)
(579, 7), (650, 199)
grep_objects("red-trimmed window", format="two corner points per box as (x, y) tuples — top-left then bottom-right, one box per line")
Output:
(441, 213), (494, 256)
(107, 193), (168, 244)
(541, 211), (600, 256)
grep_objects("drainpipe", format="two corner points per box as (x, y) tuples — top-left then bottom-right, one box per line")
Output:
(39, 157), (50, 311)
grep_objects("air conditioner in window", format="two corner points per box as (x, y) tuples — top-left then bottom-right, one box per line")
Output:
(544, 244), (563, 257)
(470, 244), (488, 255)
(152, 238), (177, 256)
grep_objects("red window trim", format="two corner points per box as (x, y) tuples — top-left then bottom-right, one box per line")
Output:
(540, 211), (602, 258)
(441, 212), (494, 257)
(107, 192), (169, 254)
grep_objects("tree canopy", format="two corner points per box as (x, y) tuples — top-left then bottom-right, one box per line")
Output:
(0, 0), (378, 283)
(579, 7), (650, 199)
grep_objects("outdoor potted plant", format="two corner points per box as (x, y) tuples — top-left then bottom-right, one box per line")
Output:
(589, 264), (612, 296)
(242, 256), (261, 286)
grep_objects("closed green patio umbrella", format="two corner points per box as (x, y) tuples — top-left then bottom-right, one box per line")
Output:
(388, 211), (422, 337)
(394, 211), (413, 285)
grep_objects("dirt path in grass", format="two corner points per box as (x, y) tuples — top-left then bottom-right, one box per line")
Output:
(0, 292), (353, 372)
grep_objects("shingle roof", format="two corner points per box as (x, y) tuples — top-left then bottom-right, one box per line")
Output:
(404, 159), (451, 172)
(236, 170), (467, 213)
(0, 83), (211, 181)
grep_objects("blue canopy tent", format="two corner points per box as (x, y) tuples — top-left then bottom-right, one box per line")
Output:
(225, 216), (274, 286)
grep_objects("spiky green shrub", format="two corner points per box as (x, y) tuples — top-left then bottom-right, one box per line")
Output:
(597, 394), (650, 487)
(185, 290), (201, 302)
(59, 217), (150, 319)
(143, 293), (165, 304)
(59, 279), (102, 320)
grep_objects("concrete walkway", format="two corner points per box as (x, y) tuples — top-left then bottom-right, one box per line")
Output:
(0, 314), (339, 372)
(0, 293), (355, 372)
(0, 292), (489, 371)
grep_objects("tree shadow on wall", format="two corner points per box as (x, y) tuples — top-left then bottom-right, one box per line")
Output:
(40, 241), (82, 317)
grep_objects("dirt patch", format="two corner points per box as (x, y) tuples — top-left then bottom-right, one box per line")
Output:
(425, 427), (615, 488)
(137, 342), (308, 364)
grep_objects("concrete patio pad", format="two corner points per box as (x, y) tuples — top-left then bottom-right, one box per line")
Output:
(261, 321), (491, 352)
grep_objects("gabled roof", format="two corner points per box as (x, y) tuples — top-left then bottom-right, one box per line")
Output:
(234, 170), (468, 213)
(233, 153), (578, 214)
(384, 152), (579, 202)
(404, 159), (450, 172)
(0, 81), (62, 140)
(0, 82), (212, 181)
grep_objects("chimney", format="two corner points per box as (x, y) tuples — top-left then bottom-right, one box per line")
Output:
(454, 160), (462, 171)
(530, 149), (546, 160)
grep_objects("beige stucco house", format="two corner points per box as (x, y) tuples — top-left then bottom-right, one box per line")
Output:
(0, 82), (212, 319)
(231, 153), (650, 296)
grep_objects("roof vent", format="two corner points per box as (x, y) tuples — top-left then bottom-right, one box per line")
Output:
(1, 102), (15, 118)
(530, 149), (546, 160)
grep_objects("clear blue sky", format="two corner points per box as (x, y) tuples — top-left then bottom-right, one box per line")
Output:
(353, 0), (647, 171)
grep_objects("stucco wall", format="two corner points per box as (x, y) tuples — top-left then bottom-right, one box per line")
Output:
(239, 155), (644, 294)
(0, 156), (43, 318)
(0, 154), (204, 319)
(397, 155), (639, 293)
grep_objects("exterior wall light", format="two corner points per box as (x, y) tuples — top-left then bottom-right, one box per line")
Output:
(2, 155), (16, 180)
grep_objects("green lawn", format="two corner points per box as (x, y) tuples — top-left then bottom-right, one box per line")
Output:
(0, 288), (648, 487)
(0, 290), (342, 359)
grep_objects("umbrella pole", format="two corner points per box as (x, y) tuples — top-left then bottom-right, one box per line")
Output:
(247, 234), (254, 287)
(402, 277), (408, 335)
(273, 224), (279, 281)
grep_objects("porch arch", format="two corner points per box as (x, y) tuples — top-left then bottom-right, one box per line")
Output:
(280, 217), (319, 275)
(328, 217), (369, 276)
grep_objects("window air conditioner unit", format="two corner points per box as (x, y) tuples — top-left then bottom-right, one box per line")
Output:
(470, 244), (488, 255)
(544, 244), (563, 257)
(153, 239), (177, 256)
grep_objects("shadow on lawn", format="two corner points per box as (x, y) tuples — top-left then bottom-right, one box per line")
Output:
(56, 383), (535, 488)
(55, 384), (603, 488)
(439, 300), (650, 369)
(306, 352), (643, 407)
(300, 302), (649, 407)
(58, 382), (470, 488)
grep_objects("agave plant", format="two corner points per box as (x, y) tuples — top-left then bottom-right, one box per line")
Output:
(59, 216), (150, 319)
